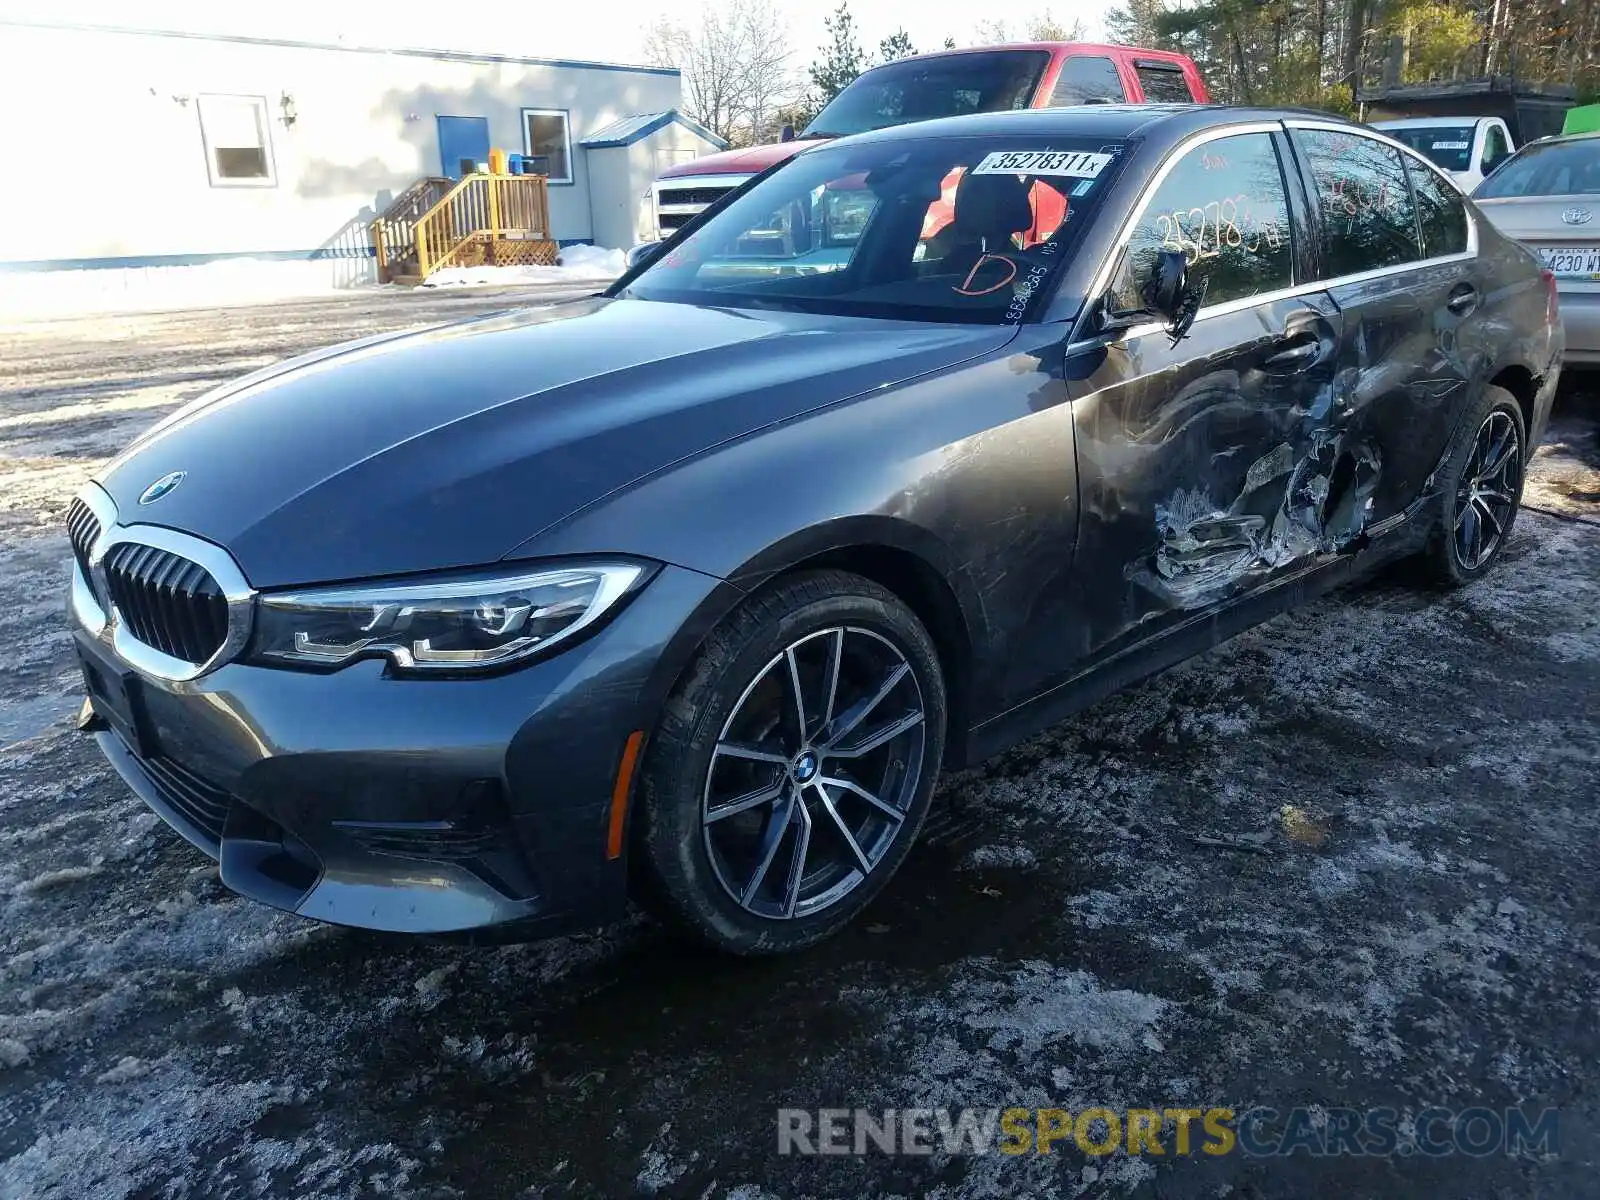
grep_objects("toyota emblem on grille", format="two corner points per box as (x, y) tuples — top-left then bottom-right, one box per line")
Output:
(1562, 207), (1593, 226)
(138, 471), (187, 505)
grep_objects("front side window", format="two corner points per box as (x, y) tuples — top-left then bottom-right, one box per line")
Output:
(198, 94), (274, 186)
(1106, 132), (1292, 313)
(806, 52), (1050, 138)
(523, 109), (572, 183)
(1296, 129), (1421, 278)
(1385, 125), (1475, 174)
(622, 136), (1127, 324)
(1407, 160), (1469, 258)
(1135, 62), (1197, 103)
(1050, 56), (1125, 106)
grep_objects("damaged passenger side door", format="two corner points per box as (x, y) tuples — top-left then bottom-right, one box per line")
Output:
(1065, 128), (1346, 663)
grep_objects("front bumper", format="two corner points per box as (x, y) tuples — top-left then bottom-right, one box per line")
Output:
(78, 563), (734, 936)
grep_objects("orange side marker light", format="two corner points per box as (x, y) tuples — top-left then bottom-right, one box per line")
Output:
(606, 730), (645, 860)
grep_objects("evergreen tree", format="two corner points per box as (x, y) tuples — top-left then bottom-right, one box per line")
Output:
(879, 28), (917, 61)
(809, 2), (871, 103)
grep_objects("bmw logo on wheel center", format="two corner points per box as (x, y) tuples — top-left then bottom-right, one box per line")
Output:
(137, 470), (186, 505)
(792, 750), (820, 784)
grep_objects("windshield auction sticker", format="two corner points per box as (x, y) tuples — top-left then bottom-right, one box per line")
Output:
(972, 150), (1113, 178)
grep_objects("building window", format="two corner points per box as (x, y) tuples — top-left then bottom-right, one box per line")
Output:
(198, 94), (275, 187)
(522, 108), (573, 184)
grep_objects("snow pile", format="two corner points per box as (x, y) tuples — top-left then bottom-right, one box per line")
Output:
(0, 257), (377, 322)
(421, 244), (625, 289)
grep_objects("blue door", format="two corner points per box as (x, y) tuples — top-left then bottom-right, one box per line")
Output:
(436, 116), (490, 178)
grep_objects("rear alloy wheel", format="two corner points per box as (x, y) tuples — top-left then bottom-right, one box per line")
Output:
(1422, 385), (1527, 587)
(1452, 409), (1522, 571)
(635, 571), (946, 954)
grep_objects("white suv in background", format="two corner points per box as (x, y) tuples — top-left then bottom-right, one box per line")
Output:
(1372, 117), (1516, 192)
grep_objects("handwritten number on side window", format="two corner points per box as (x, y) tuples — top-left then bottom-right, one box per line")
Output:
(1153, 194), (1281, 265)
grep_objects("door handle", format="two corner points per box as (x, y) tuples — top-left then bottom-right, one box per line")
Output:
(1447, 284), (1479, 316)
(1261, 338), (1321, 371)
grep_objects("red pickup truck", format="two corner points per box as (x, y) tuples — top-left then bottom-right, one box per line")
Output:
(651, 42), (1209, 239)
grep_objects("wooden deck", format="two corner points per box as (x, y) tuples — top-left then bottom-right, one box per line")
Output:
(371, 173), (558, 283)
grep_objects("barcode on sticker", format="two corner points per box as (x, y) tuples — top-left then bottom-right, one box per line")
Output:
(972, 150), (1112, 178)
(1432, 141), (1470, 150)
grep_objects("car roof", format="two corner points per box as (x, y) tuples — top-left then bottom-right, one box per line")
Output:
(829, 104), (1363, 150)
(870, 41), (1192, 66)
(1523, 129), (1600, 147)
(1371, 116), (1488, 128)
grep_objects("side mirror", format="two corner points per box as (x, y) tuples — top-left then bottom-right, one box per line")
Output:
(1148, 249), (1188, 323)
(780, 123), (796, 143)
(624, 242), (663, 272)
(1093, 249), (1197, 342)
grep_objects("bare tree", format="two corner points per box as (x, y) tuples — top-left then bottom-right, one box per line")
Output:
(643, 0), (795, 145)
(1026, 10), (1090, 39)
(739, 0), (794, 143)
(973, 11), (1087, 43)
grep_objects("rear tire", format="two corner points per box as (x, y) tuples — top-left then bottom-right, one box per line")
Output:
(1419, 385), (1526, 588)
(634, 570), (946, 955)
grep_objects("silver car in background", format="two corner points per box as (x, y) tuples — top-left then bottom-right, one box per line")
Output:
(1474, 132), (1600, 363)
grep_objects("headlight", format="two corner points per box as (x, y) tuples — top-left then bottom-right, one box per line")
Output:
(250, 561), (649, 674)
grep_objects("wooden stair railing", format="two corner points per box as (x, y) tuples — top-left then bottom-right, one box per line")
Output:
(370, 176), (451, 283)
(413, 173), (555, 280)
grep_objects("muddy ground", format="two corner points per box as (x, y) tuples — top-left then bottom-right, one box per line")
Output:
(0, 290), (1596, 1199)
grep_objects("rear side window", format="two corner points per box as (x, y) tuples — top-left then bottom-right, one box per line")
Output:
(1296, 129), (1422, 278)
(1135, 62), (1196, 103)
(1107, 131), (1292, 312)
(1050, 56), (1126, 106)
(1407, 161), (1469, 258)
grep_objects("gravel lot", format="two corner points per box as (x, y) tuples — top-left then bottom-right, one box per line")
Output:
(0, 290), (1596, 1199)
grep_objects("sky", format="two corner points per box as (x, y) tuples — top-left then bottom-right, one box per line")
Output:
(0, 0), (1118, 71)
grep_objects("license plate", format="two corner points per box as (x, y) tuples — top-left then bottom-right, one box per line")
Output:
(1538, 245), (1600, 277)
(76, 635), (150, 757)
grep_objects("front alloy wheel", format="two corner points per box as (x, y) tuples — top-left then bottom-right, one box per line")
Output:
(635, 570), (946, 954)
(702, 627), (926, 920)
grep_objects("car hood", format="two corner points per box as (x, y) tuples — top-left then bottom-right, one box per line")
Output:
(657, 141), (810, 178)
(99, 298), (1016, 587)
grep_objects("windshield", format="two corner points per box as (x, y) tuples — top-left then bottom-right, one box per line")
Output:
(619, 134), (1127, 325)
(1475, 138), (1600, 198)
(1385, 125), (1477, 173)
(806, 51), (1051, 138)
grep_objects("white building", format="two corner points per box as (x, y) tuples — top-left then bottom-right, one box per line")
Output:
(0, 18), (726, 288)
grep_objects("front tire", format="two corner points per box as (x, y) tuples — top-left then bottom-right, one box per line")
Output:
(1420, 385), (1526, 587)
(634, 570), (947, 955)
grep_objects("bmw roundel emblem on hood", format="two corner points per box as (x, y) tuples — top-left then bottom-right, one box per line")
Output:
(138, 470), (187, 505)
(1562, 207), (1593, 226)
